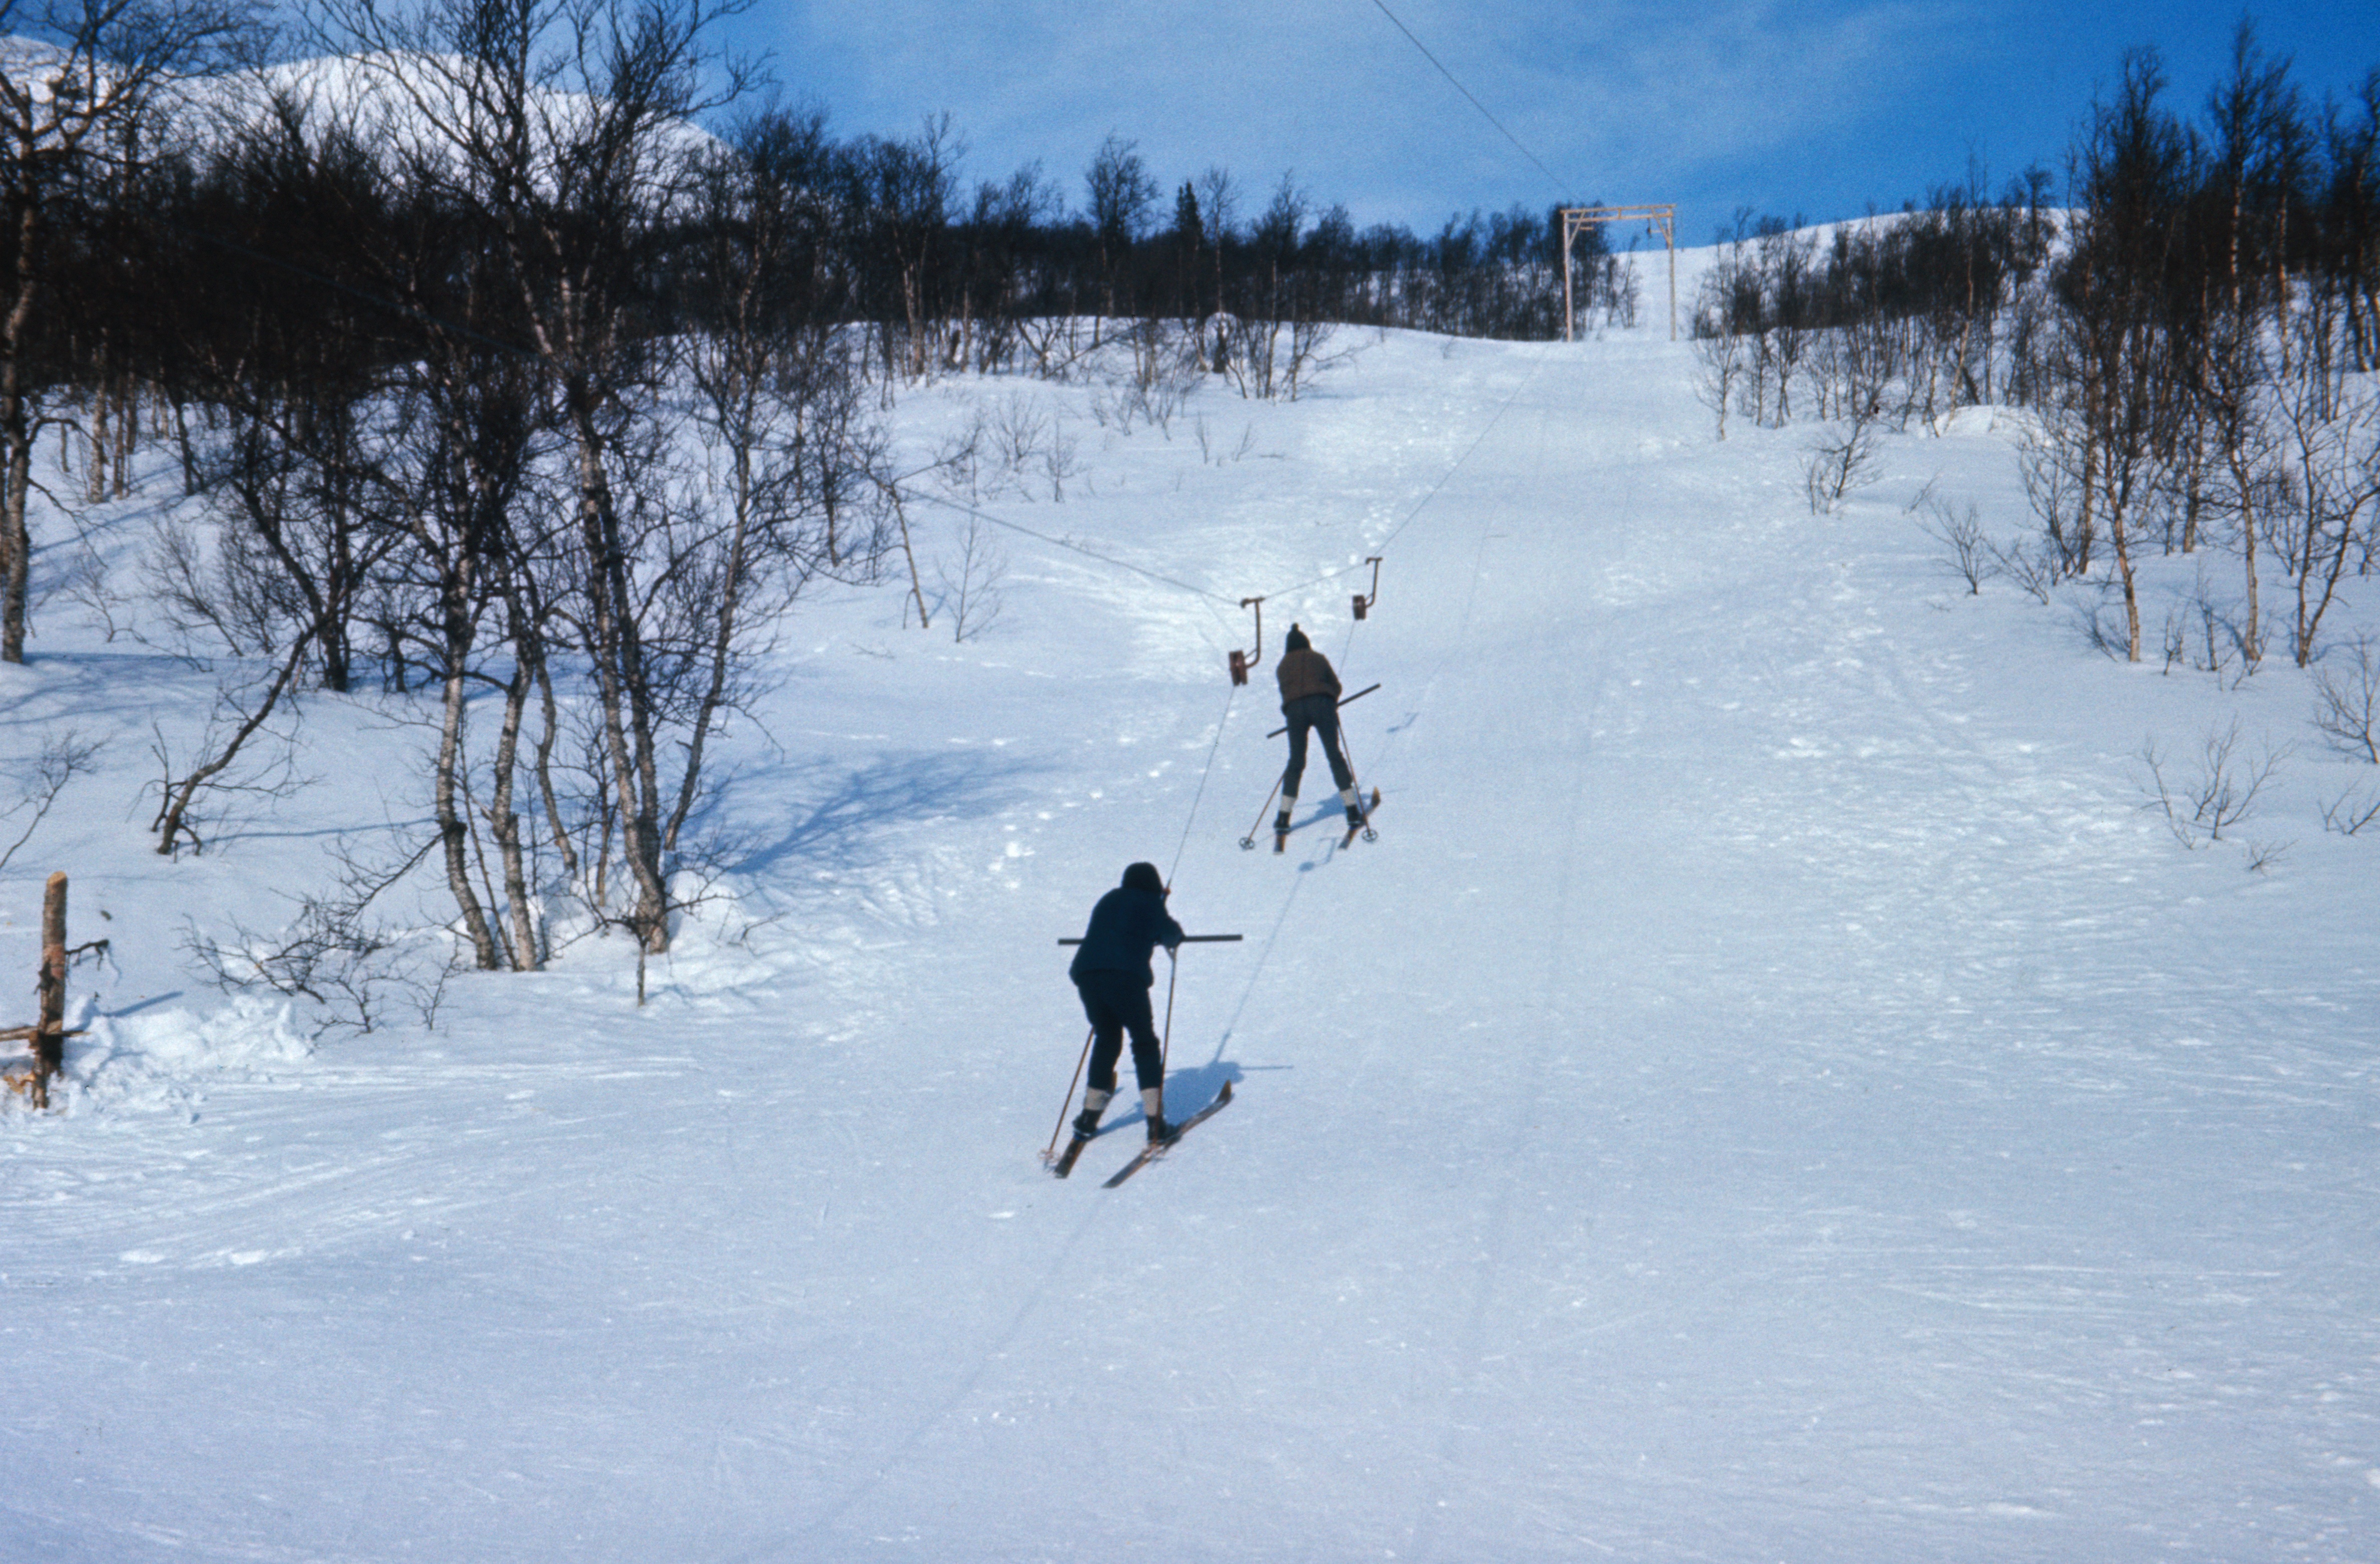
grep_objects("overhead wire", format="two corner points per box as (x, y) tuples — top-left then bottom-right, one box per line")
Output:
(1167, 681), (1238, 886)
(899, 483), (1242, 609)
(1362, 0), (1575, 199)
(910, 343), (1544, 629)
(907, 349), (1551, 922)
(911, 6), (1573, 627)
(1169, 349), (1555, 1082)
(1268, 354), (1544, 606)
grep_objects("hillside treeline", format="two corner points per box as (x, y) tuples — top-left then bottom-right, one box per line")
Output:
(0, 0), (1643, 999)
(1, 0), (1652, 644)
(1693, 35), (2380, 671)
(13, 0), (2372, 1005)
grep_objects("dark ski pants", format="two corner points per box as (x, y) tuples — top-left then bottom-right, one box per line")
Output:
(1075, 969), (1165, 1093)
(1281, 693), (1354, 796)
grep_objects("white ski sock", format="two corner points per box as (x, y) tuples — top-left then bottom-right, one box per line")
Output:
(1276, 793), (1296, 822)
(1141, 1087), (1165, 1124)
(1340, 787), (1361, 810)
(1081, 1088), (1112, 1119)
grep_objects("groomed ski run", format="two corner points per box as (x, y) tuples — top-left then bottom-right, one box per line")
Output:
(6, 305), (2380, 1561)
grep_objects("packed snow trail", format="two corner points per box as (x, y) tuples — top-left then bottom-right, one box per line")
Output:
(4, 330), (2377, 1561)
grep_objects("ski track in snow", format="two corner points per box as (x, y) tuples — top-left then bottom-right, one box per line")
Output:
(4, 324), (2379, 1561)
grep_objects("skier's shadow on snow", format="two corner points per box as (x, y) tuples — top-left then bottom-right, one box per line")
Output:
(1154, 1058), (1242, 1121)
(732, 750), (1048, 878)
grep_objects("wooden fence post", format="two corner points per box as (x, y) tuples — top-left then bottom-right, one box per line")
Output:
(36, 872), (66, 1103)
(2, 873), (82, 1109)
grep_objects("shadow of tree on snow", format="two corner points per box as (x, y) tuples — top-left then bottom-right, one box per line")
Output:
(732, 749), (1050, 884)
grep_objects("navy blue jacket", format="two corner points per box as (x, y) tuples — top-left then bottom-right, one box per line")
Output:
(1068, 885), (1185, 988)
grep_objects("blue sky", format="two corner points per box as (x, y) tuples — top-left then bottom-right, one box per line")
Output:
(713, 2), (2380, 244)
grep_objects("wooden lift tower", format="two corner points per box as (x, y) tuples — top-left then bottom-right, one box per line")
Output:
(1561, 204), (1678, 343)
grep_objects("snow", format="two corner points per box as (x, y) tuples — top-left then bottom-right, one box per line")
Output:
(239, 49), (725, 169)
(5, 305), (2379, 1560)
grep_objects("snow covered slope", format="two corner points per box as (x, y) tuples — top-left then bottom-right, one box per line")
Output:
(4, 318), (2377, 1561)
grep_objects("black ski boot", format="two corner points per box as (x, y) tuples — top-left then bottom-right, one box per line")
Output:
(1052, 1088), (1112, 1176)
(1053, 1100), (1105, 1178)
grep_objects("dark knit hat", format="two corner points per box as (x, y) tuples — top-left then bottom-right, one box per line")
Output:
(1283, 623), (1310, 653)
(1121, 862), (1165, 895)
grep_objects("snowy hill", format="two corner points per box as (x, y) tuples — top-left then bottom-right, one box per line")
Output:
(238, 48), (723, 167)
(4, 304), (2378, 1560)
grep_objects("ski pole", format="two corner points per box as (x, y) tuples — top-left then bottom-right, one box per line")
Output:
(1158, 949), (1179, 1076)
(1238, 775), (1284, 850)
(1057, 934), (1244, 946)
(1338, 729), (1378, 841)
(1043, 1025), (1096, 1165)
(1045, 938), (1237, 1148)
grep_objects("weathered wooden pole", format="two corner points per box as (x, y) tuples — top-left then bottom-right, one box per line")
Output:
(1562, 216), (1576, 344)
(34, 872), (65, 1107)
(1559, 204), (1680, 340)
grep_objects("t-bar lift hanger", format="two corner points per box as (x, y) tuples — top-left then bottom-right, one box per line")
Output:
(1351, 558), (1383, 620)
(1227, 597), (1263, 686)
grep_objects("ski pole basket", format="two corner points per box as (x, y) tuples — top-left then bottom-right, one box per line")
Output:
(1351, 558), (1383, 620)
(1227, 597), (1263, 686)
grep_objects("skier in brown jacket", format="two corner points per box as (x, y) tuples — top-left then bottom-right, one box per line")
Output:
(1273, 624), (1363, 845)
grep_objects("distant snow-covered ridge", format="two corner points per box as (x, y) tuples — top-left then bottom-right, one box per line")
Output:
(0, 37), (718, 186)
(236, 49), (720, 167)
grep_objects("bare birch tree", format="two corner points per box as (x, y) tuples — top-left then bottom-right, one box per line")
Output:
(322, 0), (756, 954)
(0, 0), (255, 663)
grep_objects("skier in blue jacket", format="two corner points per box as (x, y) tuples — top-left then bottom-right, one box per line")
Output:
(1069, 862), (1187, 1144)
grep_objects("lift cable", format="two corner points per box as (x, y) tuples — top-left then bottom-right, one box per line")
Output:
(1363, 0), (1573, 197)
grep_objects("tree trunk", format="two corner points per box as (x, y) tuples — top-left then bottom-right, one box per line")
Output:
(533, 652), (578, 883)
(488, 650), (539, 969)
(35, 871), (65, 1101)
(664, 419), (751, 855)
(2227, 434), (2263, 664)
(570, 404), (668, 953)
(2110, 487), (2143, 662)
(434, 607), (499, 971)
(1, 181), (41, 664)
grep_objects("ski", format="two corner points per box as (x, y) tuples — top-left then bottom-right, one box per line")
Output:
(1049, 1112), (1141, 1177)
(1264, 790), (1382, 854)
(1050, 1128), (1098, 1178)
(1339, 787), (1383, 849)
(1101, 1081), (1235, 1188)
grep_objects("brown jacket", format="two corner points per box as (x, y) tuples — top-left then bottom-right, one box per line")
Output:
(1276, 647), (1341, 708)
